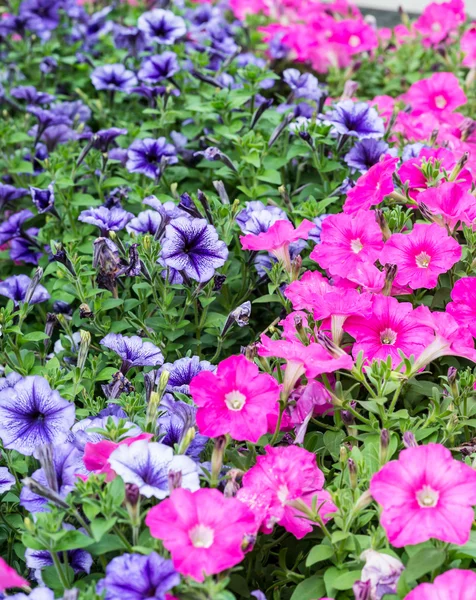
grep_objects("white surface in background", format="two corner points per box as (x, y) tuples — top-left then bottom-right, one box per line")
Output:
(356, 0), (476, 17)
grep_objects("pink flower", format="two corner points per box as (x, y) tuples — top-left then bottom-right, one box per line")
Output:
(414, 3), (459, 46)
(369, 95), (395, 120)
(404, 569), (476, 600)
(379, 223), (461, 290)
(310, 210), (383, 279)
(240, 219), (315, 272)
(461, 24), (476, 68)
(237, 445), (337, 539)
(370, 444), (476, 546)
(417, 182), (476, 231)
(190, 354), (280, 443)
(328, 19), (378, 55)
(146, 488), (257, 582)
(284, 271), (332, 311)
(344, 295), (434, 368)
(403, 73), (467, 116)
(0, 557), (28, 592)
(83, 433), (154, 481)
(447, 277), (476, 336)
(343, 156), (398, 214)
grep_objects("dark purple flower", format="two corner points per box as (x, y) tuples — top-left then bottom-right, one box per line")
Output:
(51, 100), (91, 124)
(325, 100), (385, 139)
(98, 404), (128, 419)
(113, 25), (148, 54)
(40, 56), (58, 74)
(10, 228), (43, 265)
(53, 300), (72, 316)
(89, 127), (128, 152)
(0, 467), (15, 493)
(158, 356), (215, 395)
(100, 333), (164, 374)
(138, 9), (186, 45)
(131, 84), (168, 106)
(126, 210), (163, 236)
(344, 139), (390, 173)
(207, 21), (238, 56)
(126, 138), (178, 180)
(108, 440), (199, 498)
(79, 206), (133, 235)
(186, 4), (221, 30)
(138, 52), (179, 83)
(0, 274), (50, 306)
(24, 143), (49, 174)
(28, 106), (72, 129)
(0, 376), (74, 456)
(0, 184), (29, 209)
(19, 0), (61, 32)
(29, 124), (78, 152)
(97, 552), (180, 600)
(91, 64), (138, 92)
(160, 218), (228, 283)
(0, 209), (34, 244)
(236, 201), (288, 235)
(31, 183), (55, 214)
(104, 186), (130, 209)
(11, 85), (55, 105)
(20, 442), (85, 512)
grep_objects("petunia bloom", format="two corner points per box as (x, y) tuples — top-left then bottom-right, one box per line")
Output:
(447, 277), (476, 337)
(379, 223), (461, 290)
(0, 274), (50, 306)
(0, 467), (15, 493)
(0, 557), (29, 592)
(100, 333), (164, 374)
(237, 445), (337, 539)
(146, 488), (257, 582)
(138, 52), (179, 83)
(417, 182), (476, 231)
(404, 569), (476, 600)
(402, 72), (467, 116)
(126, 138), (178, 180)
(190, 354), (280, 443)
(91, 64), (138, 92)
(370, 444), (476, 546)
(157, 356), (215, 395)
(344, 139), (389, 173)
(137, 9), (186, 45)
(325, 100), (385, 139)
(79, 206), (133, 235)
(343, 156), (398, 214)
(0, 209), (34, 245)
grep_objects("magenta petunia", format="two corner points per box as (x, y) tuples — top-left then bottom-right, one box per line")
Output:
(0, 557), (29, 592)
(343, 156), (398, 214)
(284, 270), (332, 311)
(146, 488), (257, 582)
(190, 354), (280, 443)
(447, 277), (476, 337)
(370, 444), (476, 547)
(237, 445), (337, 539)
(417, 182), (476, 231)
(404, 569), (476, 600)
(402, 72), (467, 115)
(310, 210), (384, 280)
(379, 223), (461, 290)
(344, 295), (434, 368)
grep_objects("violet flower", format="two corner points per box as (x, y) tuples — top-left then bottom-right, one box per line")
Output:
(0, 372), (23, 390)
(10, 227), (43, 265)
(0, 467), (15, 493)
(100, 333), (164, 374)
(10, 85), (55, 105)
(113, 25), (148, 54)
(96, 552), (180, 600)
(137, 9), (186, 45)
(236, 201), (288, 235)
(158, 356), (215, 395)
(31, 183), (55, 214)
(126, 210), (164, 236)
(0, 184), (29, 209)
(308, 215), (329, 244)
(7, 589), (54, 600)
(0, 274), (50, 306)
(325, 100), (385, 139)
(131, 84), (168, 107)
(0, 209), (34, 244)
(79, 206), (133, 236)
(283, 68), (323, 101)
(143, 195), (186, 221)
(0, 376), (75, 456)
(93, 128), (128, 151)
(27, 106), (72, 131)
(51, 100), (91, 124)
(91, 64), (138, 92)
(19, 0), (61, 32)
(108, 440), (200, 498)
(29, 124), (78, 152)
(70, 415), (141, 451)
(126, 137), (178, 180)
(138, 52), (179, 83)
(344, 139), (390, 173)
(160, 217), (228, 283)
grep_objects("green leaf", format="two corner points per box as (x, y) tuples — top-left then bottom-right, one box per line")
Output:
(90, 518), (117, 542)
(87, 534), (128, 556)
(253, 294), (281, 304)
(23, 331), (49, 342)
(306, 544), (334, 566)
(53, 530), (95, 552)
(333, 570), (362, 591)
(290, 576), (325, 600)
(323, 430), (346, 460)
(405, 548), (446, 581)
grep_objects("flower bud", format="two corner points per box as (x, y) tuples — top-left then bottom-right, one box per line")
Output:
(403, 431), (418, 448)
(125, 483), (140, 507)
(449, 152), (469, 182)
(213, 180), (230, 205)
(375, 209), (391, 241)
(213, 274), (227, 291)
(24, 267), (43, 305)
(146, 391), (161, 433)
(447, 366), (458, 397)
(354, 489), (373, 512)
(22, 477), (69, 509)
(221, 301), (252, 336)
(382, 264), (397, 296)
(339, 445), (348, 464)
(168, 470), (182, 491)
(317, 331), (347, 358)
(348, 458), (358, 490)
(177, 427), (195, 455)
(77, 330), (91, 372)
(341, 79), (359, 101)
(211, 435), (227, 487)
(379, 429), (390, 465)
(44, 313), (57, 351)
(157, 370), (170, 399)
(197, 189), (213, 224)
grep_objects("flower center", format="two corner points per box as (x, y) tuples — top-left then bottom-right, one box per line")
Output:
(380, 328), (397, 345)
(350, 238), (363, 254)
(189, 524), (215, 548)
(224, 390), (247, 411)
(349, 35), (360, 47)
(416, 485), (439, 508)
(434, 94), (447, 109)
(431, 22), (442, 32)
(277, 484), (289, 504)
(415, 251), (431, 268)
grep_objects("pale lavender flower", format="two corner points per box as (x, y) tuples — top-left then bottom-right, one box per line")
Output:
(126, 138), (178, 180)
(0, 377), (75, 456)
(70, 415), (141, 451)
(91, 64), (138, 92)
(108, 440), (200, 498)
(158, 356), (215, 395)
(79, 206), (133, 235)
(0, 274), (50, 306)
(308, 215), (329, 244)
(357, 549), (405, 600)
(160, 218), (228, 283)
(0, 372), (22, 390)
(92, 128), (128, 151)
(96, 552), (180, 600)
(100, 333), (164, 374)
(344, 139), (389, 173)
(143, 196), (186, 221)
(138, 9), (186, 45)
(0, 209), (34, 244)
(138, 52), (179, 83)
(8, 589), (54, 600)
(283, 68), (323, 101)
(402, 142), (425, 162)
(27, 106), (72, 130)
(19, 0), (61, 31)
(325, 100), (385, 139)
(236, 201), (288, 235)
(126, 210), (163, 236)
(0, 466), (15, 493)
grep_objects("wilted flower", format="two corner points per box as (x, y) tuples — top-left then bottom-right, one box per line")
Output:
(356, 549), (404, 600)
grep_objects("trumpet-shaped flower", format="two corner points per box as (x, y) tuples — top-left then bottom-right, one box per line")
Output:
(403, 72), (467, 115)
(447, 277), (476, 337)
(417, 182), (476, 231)
(405, 569), (476, 600)
(343, 156), (398, 214)
(0, 557), (29, 592)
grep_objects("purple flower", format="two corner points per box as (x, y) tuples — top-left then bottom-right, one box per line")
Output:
(40, 56), (58, 74)
(160, 218), (228, 283)
(70, 415), (141, 451)
(29, 124), (78, 152)
(0, 372), (22, 390)
(31, 183), (55, 213)
(0, 466), (15, 493)
(93, 128), (128, 151)
(143, 195), (186, 221)
(283, 68), (323, 101)
(10, 85), (55, 105)
(126, 138), (178, 180)
(91, 64), (138, 92)
(8, 589), (54, 600)
(98, 404), (128, 419)
(137, 9), (186, 45)
(308, 215), (329, 244)
(51, 100), (91, 124)
(325, 100), (385, 139)
(113, 25), (148, 54)
(402, 142), (425, 162)
(27, 106), (72, 130)
(108, 148), (128, 166)
(10, 228), (43, 265)
(251, 593), (267, 600)
(344, 139), (390, 173)
(138, 52), (179, 83)
(236, 201), (288, 235)
(0, 376), (75, 456)
(0, 274), (50, 306)
(131, 84), (168, 106)
(19, 0), (61, 32)
(0, 209), (34, 244)
(20, 442), (85, 512)
(158, 356), (215, 395)
(0, 184), (29, 209)
(108, 440), (200, 498)
(79, 206), (133, 235)
(100, 333), (164, 374)
(97, 552), (180, 600)
(126, 210), (163, 236)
